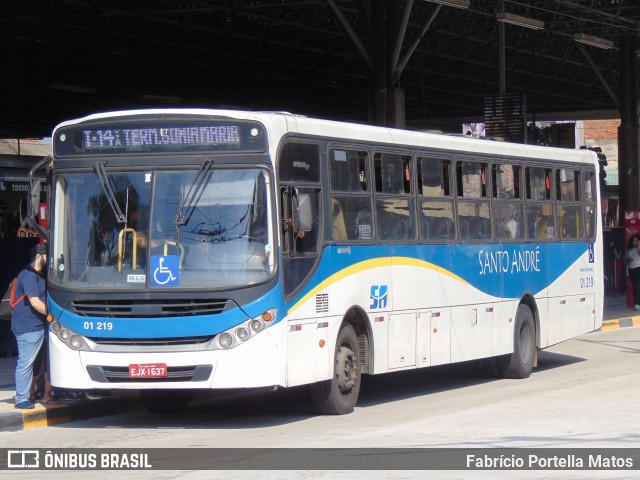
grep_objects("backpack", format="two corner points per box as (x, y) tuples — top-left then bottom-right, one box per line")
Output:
(0, 275), (27, 321)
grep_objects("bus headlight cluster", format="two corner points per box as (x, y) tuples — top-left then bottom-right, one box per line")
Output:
(50, 321), (85, 350)
(216, 309), (276, 350)
(218, 333), (234, 349)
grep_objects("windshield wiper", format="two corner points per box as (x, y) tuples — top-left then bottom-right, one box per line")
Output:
(174, 158), (213, 252)
(94, 161), (127, 224)
(175, 158), (213, 228)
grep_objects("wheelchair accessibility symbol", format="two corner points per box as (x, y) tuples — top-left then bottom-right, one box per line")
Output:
(151, 255), (180, 286)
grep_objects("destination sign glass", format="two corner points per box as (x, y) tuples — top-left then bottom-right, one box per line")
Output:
(54, 120), (266, 156)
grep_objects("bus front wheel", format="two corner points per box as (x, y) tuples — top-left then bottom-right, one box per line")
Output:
(140, 390), (192, 414)
(496, 304), (536, 379)
(310, 323), (361, 415)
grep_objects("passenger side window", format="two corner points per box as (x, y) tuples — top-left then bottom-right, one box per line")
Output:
(418, 157), (450, 197)
(492, 163), (523, 241)
(330, 149), (368, 193)
(556, 168), (582, 240)
(492, 163), (521, 199)
(556, 168), (580, 202)
(374, 152), (416, 241)
(583, 169), (597, 240)
(526, 167), (552, 201)
(418, 157), (454, 241)
(375, 153), (412, 195)
(279, 142), (320, 183)
(525, 166), (555, 240)
(456, 160), (490, 241)
(330, 148), (373, 241)
(457, 160), (487, 199)
(526, 204), (556, 240)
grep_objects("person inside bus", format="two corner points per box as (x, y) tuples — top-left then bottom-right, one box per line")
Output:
(330, 199), (348, 241)
(495, 204), (518, 240)
(626, 234), (640, 310)
(559, 175), (575, 202)
(535, 214), (551, 239)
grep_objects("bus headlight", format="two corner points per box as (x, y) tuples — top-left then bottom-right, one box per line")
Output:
(236, 327), (249, 341)
(218, 333), (234, 349)
(50, 322), (89, 351)
(250, 319), (263, 333)
(214, 309), (276, 350)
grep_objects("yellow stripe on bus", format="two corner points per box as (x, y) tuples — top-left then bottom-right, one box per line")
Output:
(288, 256), (469, 314)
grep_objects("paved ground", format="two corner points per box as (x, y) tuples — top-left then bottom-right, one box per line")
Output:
(0, 294), (637, 432)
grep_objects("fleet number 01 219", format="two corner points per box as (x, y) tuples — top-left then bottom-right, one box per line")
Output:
(83, 321), (113, 331)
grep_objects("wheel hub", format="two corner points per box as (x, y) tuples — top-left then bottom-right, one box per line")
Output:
(336, 345), (357, 393)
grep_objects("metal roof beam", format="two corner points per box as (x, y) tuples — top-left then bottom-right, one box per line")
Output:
(327, 0), (372, 69)
(575, 42), (620, 112)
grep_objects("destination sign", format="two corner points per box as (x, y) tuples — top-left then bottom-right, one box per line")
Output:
(54, 120), (266, 156)
(83, 125), (240, 150)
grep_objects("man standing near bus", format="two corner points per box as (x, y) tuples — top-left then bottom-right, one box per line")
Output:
(11, 243), (48, 409)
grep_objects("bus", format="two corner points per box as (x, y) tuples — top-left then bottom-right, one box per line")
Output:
(40, 109), (603, 414)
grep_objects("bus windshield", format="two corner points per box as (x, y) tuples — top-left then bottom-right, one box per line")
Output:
(50, 166), (274, 289)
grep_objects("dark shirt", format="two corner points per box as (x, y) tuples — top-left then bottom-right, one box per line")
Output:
(10, 266), (47, 334)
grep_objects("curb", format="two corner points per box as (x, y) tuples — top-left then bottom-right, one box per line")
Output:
(0, 393), (142, 432)
(601, 316), (640, 331)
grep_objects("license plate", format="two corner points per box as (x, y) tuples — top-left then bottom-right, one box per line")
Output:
(129, 363), (167, 378)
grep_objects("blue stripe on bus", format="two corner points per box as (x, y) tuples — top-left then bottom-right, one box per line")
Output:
(290, 242), (589, 308)
(48, 289), (287, 338)
(49, 242), (589, 337)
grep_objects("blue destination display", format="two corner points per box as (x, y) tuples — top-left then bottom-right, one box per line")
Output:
(54, 120), (266, 156)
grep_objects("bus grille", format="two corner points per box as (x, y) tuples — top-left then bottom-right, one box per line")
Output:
(87, 365), (213, 383)
(86, 336), (214, 347)
(70, 299), (232, 318)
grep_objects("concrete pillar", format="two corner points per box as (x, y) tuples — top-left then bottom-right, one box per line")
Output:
(389, 87), (405, 128)
(372, 0), (387, 126)
(618, 34), (639, 218)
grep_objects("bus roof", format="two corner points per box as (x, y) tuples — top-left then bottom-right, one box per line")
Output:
(53, 108), (597, 165)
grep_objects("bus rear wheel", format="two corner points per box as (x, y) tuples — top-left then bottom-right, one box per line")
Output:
(496, 304), (536, 379)
(310, 323), (361, 415)
(140, 390), (192, 414)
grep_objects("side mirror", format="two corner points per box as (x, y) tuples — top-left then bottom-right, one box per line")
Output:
(29, 180), (41, 219)
(28, 156), (50, 240)
(294, 193), (312, 233)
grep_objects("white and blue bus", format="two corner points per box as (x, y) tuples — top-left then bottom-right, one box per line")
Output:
(42, 109), (602, 414)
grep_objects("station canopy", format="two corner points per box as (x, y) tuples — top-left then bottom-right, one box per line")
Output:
(1, 0), (639, 138)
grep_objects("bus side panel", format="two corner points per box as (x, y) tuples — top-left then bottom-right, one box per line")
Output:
(450, 304), (493, 363)
(286, 316), (336, 387)
(388, 312), (418, 369)
(416, 309), (431, 368)
(546, 244), (597, 345)
(371, 312), (391, 373)
(535, 297), (550, 348)
(492, 300), (519, 356)
(429, 308), (451, 366)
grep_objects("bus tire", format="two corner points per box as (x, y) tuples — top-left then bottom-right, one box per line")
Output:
(496, 304), (536, 379)
(140, 390), (191, 414)
(310, 323), (361, 415)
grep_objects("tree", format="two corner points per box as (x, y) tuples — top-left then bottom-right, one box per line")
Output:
(581, 146), (607, 187)
(526, 123), (552, 146)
